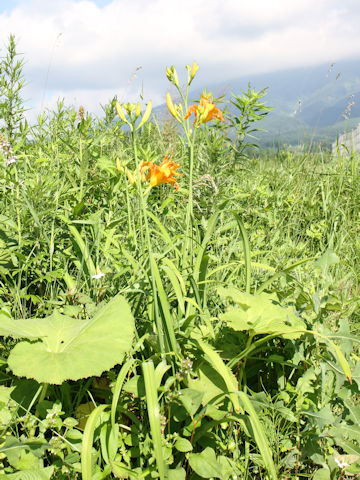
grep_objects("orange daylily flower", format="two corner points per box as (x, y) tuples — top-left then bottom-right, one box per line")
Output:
(184, 93), (225, 126)
(140, 156), (183, 191)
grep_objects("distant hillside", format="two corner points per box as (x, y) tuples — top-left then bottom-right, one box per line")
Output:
(217, 59), (360, 148)
(158, 59), (360, 149)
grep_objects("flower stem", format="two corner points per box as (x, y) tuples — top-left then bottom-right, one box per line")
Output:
(131, 131), (166, 354)
(182, 129), (197, 268)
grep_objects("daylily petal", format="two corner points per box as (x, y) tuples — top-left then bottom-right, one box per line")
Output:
(143, 156), (183, 191)
(184, 93), (224, 127)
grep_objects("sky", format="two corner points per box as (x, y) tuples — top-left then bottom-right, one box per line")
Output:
(0, 0), (359, 119)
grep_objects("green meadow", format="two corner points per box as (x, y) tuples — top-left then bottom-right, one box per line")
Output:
(0, 37), (359, 479)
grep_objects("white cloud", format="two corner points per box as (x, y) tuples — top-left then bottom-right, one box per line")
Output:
(0, 0), (359, 117)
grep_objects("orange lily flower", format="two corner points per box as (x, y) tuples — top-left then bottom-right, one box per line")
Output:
(184, 93), (225, 126)
(141, 156), (183, 191)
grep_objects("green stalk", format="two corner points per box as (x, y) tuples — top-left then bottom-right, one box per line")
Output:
(233, 213), (251, 293)
(124, 174), (137, 248)
(131, 131), (166, 354)
(238, 334), (254, 390)
(14, 165), (22, 248)
(79, 137), (83, 201)
(35, 382), (49, 418)
(182, 129), (197, 268)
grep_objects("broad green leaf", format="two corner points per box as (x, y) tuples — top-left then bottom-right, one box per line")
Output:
(189, 363), (227, 406)
(314, 249), (339, 272)
(218, 287), (305, 339)
(174, 437), (193, 452)
(189, 447), (223, 478)
(217, 456), (235, 480)
(4, 295), (134, 384)
(311, 331), (352, 383)
(296, 368), (316, 396)
(313, 468), (330, 480)
(123, 375), (146, 398)
(0, 467), (54, 480)
(0, 437), (48, 466)
(302, 405), (335, 428)
(166, 468), (186, 480)
(111, 461), (147, 478)
(0, 385), (14, 405)
(179, 388), (204, 416)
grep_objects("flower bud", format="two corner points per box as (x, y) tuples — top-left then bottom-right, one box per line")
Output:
(166, 65), (179, 87)
(166, 66), (173, 82)
(125, 168), (137, 185)
(166, 92), (180, 120)
(136, 100), (152, 130)
(116, 159), (126, 172)
(116, 102), (127, 123)
(190, 61), (199, 80)
(171, 66), (179, 87)
(124, 103), (136, 115)
(135, 102), (141, 120)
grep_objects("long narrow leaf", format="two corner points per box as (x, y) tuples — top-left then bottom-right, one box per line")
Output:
(198, 340), (241, 413)
(150, 255), (178, 355)
(238, 392), (277, 480)
(233, 212), (251, 294)
(142, 361), (166, 480)
(111, 359), (135, 429)
(81, 404), (107, 480)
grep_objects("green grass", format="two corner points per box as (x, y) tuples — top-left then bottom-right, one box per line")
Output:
(0, 65), (359, 479)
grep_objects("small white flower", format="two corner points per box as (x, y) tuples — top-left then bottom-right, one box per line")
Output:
(335, 457), (348, 469)
(92, 271), (105, 280)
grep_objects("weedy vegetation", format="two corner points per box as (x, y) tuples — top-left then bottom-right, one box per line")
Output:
(0, 35), (359, 480)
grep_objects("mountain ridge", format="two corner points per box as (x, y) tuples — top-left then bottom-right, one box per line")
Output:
(158, 58), (360, 148)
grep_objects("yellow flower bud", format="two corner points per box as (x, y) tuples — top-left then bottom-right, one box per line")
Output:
(166, 92), (180, 121)
(166, 66), (172, 81)
(116, 158), (122, 172)
(116, 159), (126, 172)
(126, 103), (136, 114)
(125, 167), (137, 185)
(135, 102), (141, 120)
(166, 65), (179, 87)
(191, 61), (199, 80)
(171, 66), (179, 87)
(116, 102), (127, 122)
(136, 100), (152, 131)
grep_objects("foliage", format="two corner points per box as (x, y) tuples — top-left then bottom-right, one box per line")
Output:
(0, 34), (27, 139)
(0, 41), (359, 478)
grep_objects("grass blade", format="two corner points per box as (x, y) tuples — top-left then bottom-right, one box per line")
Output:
(198, 340), (240, 413)
(81, 404), (107, 480)
(238, 391), (277, 480)
(111, 359), (135, 429)
(233, 212), (251, 294)
(142, 360), (166, 480)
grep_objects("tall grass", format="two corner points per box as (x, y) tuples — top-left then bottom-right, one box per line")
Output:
(0, 53), (359, 479)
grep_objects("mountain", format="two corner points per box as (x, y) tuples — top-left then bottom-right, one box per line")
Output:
(221, 59), (360, 148)
(159, 59), (360, 149)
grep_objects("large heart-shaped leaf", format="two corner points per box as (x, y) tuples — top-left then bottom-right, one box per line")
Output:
(218, 287), (305, 339)
(0, 295), (134, 384)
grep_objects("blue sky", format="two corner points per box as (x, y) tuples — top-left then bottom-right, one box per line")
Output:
(0, 0), (359, 118)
